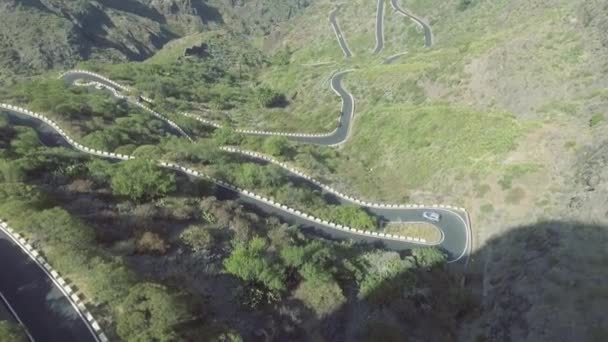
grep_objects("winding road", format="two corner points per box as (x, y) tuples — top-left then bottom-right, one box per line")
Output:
(373, 0), (386, 53)
(391, 0), (434, 48)
(0, 102), (470, 266)
(51, 69), (469, 267)
(0, 5), (466, 339)
(0, 228), (97, 342)
(329, 6), (353, 58)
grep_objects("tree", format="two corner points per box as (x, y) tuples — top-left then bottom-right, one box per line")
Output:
(136, 232), (169, 255)
(180, 225), (213, 252)
(411, 247), (446, 269)
(294, 276), (345, 317)
(0, 321), (27, 342)
(87, 159), (116, 184)
(318, 205), (378, 231)
(262, 136), (291, 157)
(87, 258), (137, 305)
(232, 163), (286, 190)
(223, 237), (286, 291)
(116, 283), (192, 341)
(0, 160), (25, 183)
(255, 86), (286, 108)
(10, 127), (40, 156)
(111, 159), (176, 201)
(458, 0), (475, 10)
(272, 46), (292, 66)
(211, 126), (243, 146)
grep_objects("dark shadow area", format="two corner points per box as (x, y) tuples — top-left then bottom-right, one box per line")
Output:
(309, 221), (608, 341)
(3, 109), (607, 341)
(99, 0), (165, 23)
(14, 0), (51, 12)
(190, 0), (224, 24)
(0, 236), (96, 341)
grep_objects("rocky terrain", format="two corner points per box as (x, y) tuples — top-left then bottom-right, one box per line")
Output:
(0, 0), (312, 79)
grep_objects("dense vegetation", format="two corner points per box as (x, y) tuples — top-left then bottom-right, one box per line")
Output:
(0, 321), (27, 342)
(2, 0), (606, 340)
(0, 114), (473, 340)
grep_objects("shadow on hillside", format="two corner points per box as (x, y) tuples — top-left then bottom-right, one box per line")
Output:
(300, 220), (608, 342)
(191, 1), (223, 24)
(100, 0), (165, 23)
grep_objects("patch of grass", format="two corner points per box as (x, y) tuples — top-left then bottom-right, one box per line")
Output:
(145, 33), (209, 64)
(505, 187), (526, 204)
(480, 203), (494, 214)
(337, 103), (528, 193)
(589, 113), (604, 127)
(564, 140), (577, 149)
(498, 163), (542, 190)
(384, 222), (442, 243)
(474, 183), (491, 198)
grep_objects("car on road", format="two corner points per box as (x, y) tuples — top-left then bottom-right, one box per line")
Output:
(422, 211), (441, 222)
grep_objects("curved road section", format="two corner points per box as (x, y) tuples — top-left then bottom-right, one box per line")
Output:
(373, 0), (385, 53)
(390, 0), (434, 48)
(0, 104), (470, 266)
(329, 6), (353, 58)
(63, 70), (357, 147)
(0, 229), (97, 342)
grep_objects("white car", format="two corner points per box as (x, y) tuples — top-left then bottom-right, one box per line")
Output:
(422, 211), (441, 222)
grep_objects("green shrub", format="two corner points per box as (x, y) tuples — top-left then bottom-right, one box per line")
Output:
(224, 237), (286, 291)
(263, 136), (291, 157)
(316, 205), (378, 231)
(116, 283), (191, 341)
(180, 225), (214, 252)
(590, 113), (604, 127)
(0, 321), (27, 342)
(111, 159), (176, 201)
(255, 86), (286, 108)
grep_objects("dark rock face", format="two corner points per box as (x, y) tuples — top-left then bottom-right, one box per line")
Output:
(0, 0), (221, 76)
(184, 43), (211, 58)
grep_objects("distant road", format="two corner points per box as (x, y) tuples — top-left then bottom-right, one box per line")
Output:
(373, 0), (385, 53)
(329, 6), (353, 58)
(0, 229), (97, 342)
(390, 0), (434, 47)
(384, 51), (408, 64)
(64, 70), (357, 147)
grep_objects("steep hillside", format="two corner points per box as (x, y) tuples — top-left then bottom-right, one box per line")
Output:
(0, 0), (313, 80)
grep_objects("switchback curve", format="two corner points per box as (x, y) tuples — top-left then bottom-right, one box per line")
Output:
(0, 103), (470, 266)
(390, 0), (434, 48)
(373, 0), (386, 53)
(329, 6), (353, 58)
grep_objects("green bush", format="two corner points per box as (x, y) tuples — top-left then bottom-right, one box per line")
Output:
(224, 237), (286, 291)
(316, 205), (378, 231)
(255, 86), (286, 108)
(180, 225), (214, 252)
(294, 276), (345, 317)
(116, 283), (191, 341)
(0, 321), (27, 342)
(111, 159), (176, 201)
(411, 248), (447, 269)
(590, 113), (604, 127)
(263, 136), (292, 157)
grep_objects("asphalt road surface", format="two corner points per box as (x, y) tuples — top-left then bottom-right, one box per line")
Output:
(391, 0), (434, 48)
(329, 6), (353, 58)
(1, 108), (470, 266)
(0, 229), (97, 342)
(373, 0), (385, 53)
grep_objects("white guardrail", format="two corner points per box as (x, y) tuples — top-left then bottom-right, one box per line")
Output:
(0, 103), (435, 245)
(0, 220), (108, 342)
(57, 72), (471, 248)
(65, 70), (342, 140)
(220, 146), (467, 212)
